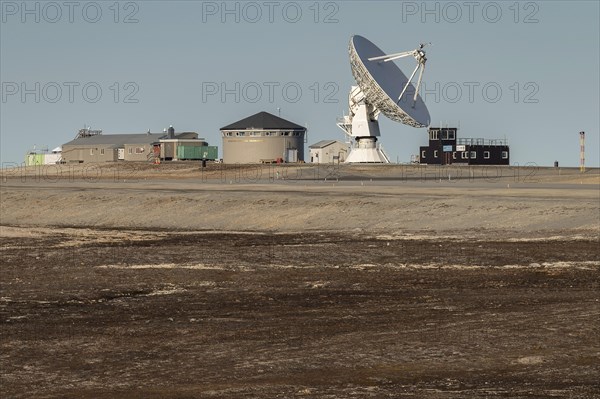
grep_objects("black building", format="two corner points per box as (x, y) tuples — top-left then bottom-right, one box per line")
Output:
(419, 127), (509, 165)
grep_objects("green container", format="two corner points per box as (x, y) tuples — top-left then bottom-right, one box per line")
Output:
(177, 146), (218, 160)
(25, 153), (45, 166)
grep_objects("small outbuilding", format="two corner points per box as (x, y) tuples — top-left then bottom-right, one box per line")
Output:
(221, 111), (306, 164)
(309, 140), (348, 164)
(159, 126), (207, 161)
(24, 146), (63, 166)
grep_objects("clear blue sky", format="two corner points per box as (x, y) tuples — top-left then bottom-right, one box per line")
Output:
(1, 0), (599, 166)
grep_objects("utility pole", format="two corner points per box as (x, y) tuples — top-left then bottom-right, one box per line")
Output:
(579, 131), (585, 173)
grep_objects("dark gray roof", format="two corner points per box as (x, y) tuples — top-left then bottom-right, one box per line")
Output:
(221, 111), (306, 131)
(63, 133), (197, 148)
(174, 132), (199, 140)
(309, 140), (343, 149)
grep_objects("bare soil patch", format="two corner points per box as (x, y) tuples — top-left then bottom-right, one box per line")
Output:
(1, 228), (599, 398)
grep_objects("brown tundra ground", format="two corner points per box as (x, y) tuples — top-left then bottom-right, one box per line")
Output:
(1, 164), (599, 398)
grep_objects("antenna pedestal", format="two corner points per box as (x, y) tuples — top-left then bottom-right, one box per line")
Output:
(350, 103), (380, 138)
(346, 137), (390, 163)
(339, 90), (390, 163)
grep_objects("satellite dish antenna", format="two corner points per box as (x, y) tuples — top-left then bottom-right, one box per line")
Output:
(337, 35), (431, 163)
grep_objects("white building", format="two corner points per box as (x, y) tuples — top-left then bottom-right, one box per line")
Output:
(24, 146), (63, 166)
(309, 140), (348, 164)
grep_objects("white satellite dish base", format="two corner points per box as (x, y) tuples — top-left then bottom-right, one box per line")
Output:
(338, 36), (431, 163)
(342, 94), (388, 163)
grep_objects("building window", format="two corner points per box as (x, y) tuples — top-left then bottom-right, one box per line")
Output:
(100, 149), (105, 155)
(90, 149), (94, 155)
(461, 151), (468, 159)
(421, 150), (426, 159)
(471, 151), (477, 159)
(484, 151), (490, 159)
(283, 132), (290, 136)
(452, 152), (457, 159)
(433, 150), (438, 158)
(265, 132), (271, 136)
(136, 147), (144, 154)
(236, 132), (245, 137)
(429, 130), (438, 140)
(226, 132), (233, 137)
(502, 151), (509, 159)
(128, 148), (133, 154)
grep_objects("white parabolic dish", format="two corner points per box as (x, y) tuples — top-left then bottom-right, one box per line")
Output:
(350, 35), (431, 128)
